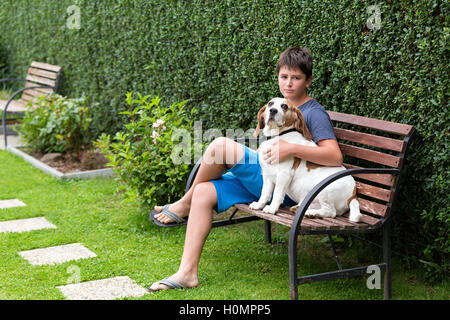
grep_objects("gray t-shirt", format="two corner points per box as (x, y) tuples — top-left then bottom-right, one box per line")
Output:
(298, 99), (336, 143)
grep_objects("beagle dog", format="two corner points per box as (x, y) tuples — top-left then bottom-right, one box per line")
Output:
(249, 97), (362, 222)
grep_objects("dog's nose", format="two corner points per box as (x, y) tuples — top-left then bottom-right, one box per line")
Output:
(269, 108), (278, 115)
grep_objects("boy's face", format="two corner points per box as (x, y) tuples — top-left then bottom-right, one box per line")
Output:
(278, 66), (311, 101)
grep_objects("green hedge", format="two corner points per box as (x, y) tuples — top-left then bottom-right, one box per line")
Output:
(0, 0), (448, 281)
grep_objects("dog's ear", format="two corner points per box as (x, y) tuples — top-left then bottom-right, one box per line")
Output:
(293, 108), (313, 141)
(254, 105), (267, 137)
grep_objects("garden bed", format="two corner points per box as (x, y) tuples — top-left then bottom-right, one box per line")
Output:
(7, 145), (114, 180)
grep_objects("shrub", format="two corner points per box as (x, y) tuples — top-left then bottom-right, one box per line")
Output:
(0, 44), (7, 79)
(20, 93), (91, 154)
(96, 93), (199, 207)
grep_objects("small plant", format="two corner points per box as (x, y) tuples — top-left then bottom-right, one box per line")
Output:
(96, 92), (199, 207)
(19, 93), (92, 154)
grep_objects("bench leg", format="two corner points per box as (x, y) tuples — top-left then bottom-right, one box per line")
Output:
(288, 231), (298, 300)
(328, 233), (343, 270)
(264, 221), (272, 244)
(383, 220), (392, 300)
(2, 111), (7, 149)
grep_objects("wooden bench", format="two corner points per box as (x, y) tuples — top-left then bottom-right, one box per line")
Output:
(185, 111), (415, 300)
(0, 61), (63, 148)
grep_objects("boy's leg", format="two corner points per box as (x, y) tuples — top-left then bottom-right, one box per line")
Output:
(149, 182), (217, 290)
(153, 137), (245, 224)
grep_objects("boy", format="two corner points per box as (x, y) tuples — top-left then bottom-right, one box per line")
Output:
(149, 47), (342, 291)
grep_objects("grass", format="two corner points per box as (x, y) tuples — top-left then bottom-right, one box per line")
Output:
(0, 88), (13, 100)
(0, 149), (448, 300)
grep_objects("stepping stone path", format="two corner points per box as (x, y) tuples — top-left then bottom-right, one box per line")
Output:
(57, 276), (148, 300)
(19, 243), (97, 266)
(0, 199), (27, 209)
(1, 198), (148, 299)
(0, 217), (56, 233)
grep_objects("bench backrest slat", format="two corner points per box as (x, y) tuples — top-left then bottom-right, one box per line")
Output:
(30, 61), (62, 73)
(328, 111), (414, 136)
(26, 74), (56, 87)
(338, 143), (402, 168)
(355, 181), (392, 202)
(21, 61), (62, 104)
(24, 82), (54, 93)
(328, 110), (414, 221)
(334, 127), (405, 152)
(343, 163), (397, 186)
(27, 67), (59, 80)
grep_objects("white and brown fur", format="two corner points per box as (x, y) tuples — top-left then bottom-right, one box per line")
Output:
(249, 97), (362, 222)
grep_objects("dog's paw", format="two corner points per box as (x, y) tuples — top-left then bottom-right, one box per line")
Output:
(289, 205), (299, 213)
(249, 201), (264, 210)
(349, 212), (362, 223)
(305, 209), (320, 219)
(263, 204), (278, 215)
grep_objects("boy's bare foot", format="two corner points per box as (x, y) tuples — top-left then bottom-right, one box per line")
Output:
(153, 200), (190, 224)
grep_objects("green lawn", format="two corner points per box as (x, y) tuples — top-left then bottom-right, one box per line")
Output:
(0, 150), (447, 300)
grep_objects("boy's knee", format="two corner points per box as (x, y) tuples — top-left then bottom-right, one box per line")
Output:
(210, 137), (231, 152)
(205, 137), (231, 164)
(192, 182), (217, 206)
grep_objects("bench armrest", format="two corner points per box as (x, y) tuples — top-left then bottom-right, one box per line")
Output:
(2, 84), (55, 149)
(289, 168), (400, 234)
(2, 84), (55, 112)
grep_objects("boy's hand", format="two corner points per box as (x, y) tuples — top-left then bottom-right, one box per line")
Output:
(262, 139), (293, 164)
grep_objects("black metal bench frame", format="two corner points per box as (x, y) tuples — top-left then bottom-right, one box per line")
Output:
(184, 113), (415, 300)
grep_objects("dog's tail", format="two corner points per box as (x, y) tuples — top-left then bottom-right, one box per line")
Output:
(349, 199), (362, 222)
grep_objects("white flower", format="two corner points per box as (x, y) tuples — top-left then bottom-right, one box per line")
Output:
(152, 119), (165, 129)
(152, 130), (160, 143)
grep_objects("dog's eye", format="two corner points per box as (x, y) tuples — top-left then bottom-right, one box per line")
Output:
(281, 104), (288, 110)
(268, 101), (274, 107)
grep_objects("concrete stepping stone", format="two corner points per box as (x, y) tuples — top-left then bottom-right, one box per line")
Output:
(19, 243), (97, 266)
(0, 199), (26, 209)
(0, 217), (56, 234)
(57, 276), (148, 300)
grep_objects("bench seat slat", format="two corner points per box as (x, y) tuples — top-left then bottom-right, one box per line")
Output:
(20, 93), (37, 104)
(340, 213), (381, 227)
(233, 203), (379, 231)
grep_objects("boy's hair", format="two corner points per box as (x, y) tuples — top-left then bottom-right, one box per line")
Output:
(276, 47), (313, 79)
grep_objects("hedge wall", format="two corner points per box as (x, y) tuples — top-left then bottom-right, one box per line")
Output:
(0, 0), (448, 281)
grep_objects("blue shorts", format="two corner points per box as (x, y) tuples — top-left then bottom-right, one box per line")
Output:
(210, 144), (297, 213)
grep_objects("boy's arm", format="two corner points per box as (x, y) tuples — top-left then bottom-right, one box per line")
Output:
(263, 139), (343, 167)
(290, 139), (343, 166)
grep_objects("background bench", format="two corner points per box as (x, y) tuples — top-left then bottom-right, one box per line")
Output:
(185, 111), (415, 300)
(0, 61), (62, 148)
